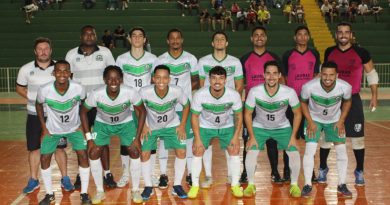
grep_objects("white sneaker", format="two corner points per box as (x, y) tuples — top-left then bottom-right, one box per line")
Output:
(152, 176), (159, 188)
(92, 191), (105, 204)
(132, 190), (143, 203)
(200, 177), (213, 188)
(117, 174), (129, 188)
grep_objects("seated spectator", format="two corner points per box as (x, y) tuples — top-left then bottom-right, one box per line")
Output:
(250, 1), (258, 11)
(295, 4), (305, 23)
(231, 2), (241, 15)
(212, 7), (225, 31)
(338, 2), (349, 21)
(371, 3), (383, 22)
(200, 8), (212, 31)
(338, 0), (349, 7)
(223, 7), (235, 31)
(246, 7), (257, 28)
(257, 6), (270, 25)
(121, 0), (128, 10)
(235, 9), (247, 31)
(331, 2), (339, 22)
(283, 0), (293, 23)
(178, 0), (190, 16)
(113, 25), (127, 48)
(24, 0), (39, 24)
(213, 0), (224, 10)
(106, 0), (119, 10)
(101, 30), (114, 49)
(189, 0), (200, 15)
(321, 0), (333, 23)
(357, 2), (370, 22)
(82, 0), (96, 9)
(348, 1), (358, 22)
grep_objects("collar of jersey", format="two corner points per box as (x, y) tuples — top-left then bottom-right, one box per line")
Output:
(34, 60), (55, 70)
(77, 45), (100, 55)
(320, 80), (337, 93)
(264, 83), (280, 98)
(106, 85), (121, 101)
(212, 53), (227, 63)
(53, 80), (70, 96)
(168, 50), (184, 60)
(209, 86), (225, 100)
(154, 86), (169, 99)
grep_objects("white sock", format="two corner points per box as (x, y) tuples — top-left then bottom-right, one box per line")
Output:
(203, 145), (213, 177)
(79, 166), (90, 194)
(103, 170), (111, 176)
(230, 156), (240, 186)
(174, 157), (186, 186)
(41, 166), (53, 195)
(225, 150), (231, 178)
(191, 156), (203, 186)
(286, 151), (301, 185)
(150, 153), (156, 177)
(159, 140), (168, 175)
(90, 159), (104, 192)
(245, 150), (259, 184)
(130, 158), (141, 191)
(141, 159), (152, 187)
(303, 142), (317, 186)
(186, 138), (194, 174)
(335, 144), (348, 185)
(120, 155), (130, 176)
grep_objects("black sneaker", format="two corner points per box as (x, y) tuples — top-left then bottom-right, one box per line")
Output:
(74, 174), (81, 189)
(103, 173), (117, 188)
(337, 184), (352, 198)
(311, 170), (318, 183)
(186, 174), (192, 186)
(239, 171), (248, 184)
(172, 185), (188, 198)
(141, 187), (154, 200)
(80, 193), (92, 205)
(159, 174), (169, 189)
(283, 169), (291, 183)
(39, 194), (55, 205)
(271, 172), (283, 184)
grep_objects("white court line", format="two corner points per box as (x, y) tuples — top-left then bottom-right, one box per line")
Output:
(367, 121), (390, 131)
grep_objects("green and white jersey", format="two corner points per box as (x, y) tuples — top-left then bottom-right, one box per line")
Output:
(197, 54), (243, 89)
(116, 51), (157, 91)
(36, 80), (85, 134)
(84, 85), (142, 125)
(301, 78), (352, 124)
(65, 46), (115, 94)
(245, 84), (300, 129)
(191, 86), (242, 129)
(140, 85), (189, 131)
(153, 51), (198, 111)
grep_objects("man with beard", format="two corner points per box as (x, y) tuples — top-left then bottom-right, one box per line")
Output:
(320, 22), (378, 186)
(65, 25), (116, 189)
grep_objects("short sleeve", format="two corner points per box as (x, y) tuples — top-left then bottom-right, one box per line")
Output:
(80, 85), (86, 100)
(178, 87), (189, 106)
(197, 60), (206, 79)
(234, 59), (244, 80)
(312, 49), (321, 74)
(190, 90), (202, 114)
(232, 91), (243, 113)
(355, 46), (371, 65)
(105, 50), (116, 66)
(36, 86), (45, 104)
(343, 83), (352, 100)
(84, 90), (97, 109)
(288, 89), (300, 109)
(245, 88), (256, 110)
(131, 89), (143, 106)
(190, 55), (199, 75)
(16, 66), (28, 87)
(300, 83), (310, 101)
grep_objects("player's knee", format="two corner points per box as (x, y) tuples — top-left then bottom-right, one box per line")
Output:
(227, 146), (240, 156)
(40, 154), (52, 169)
(89, 147), (101, 160)
(141, 151), (151, 162)
(175, 149), (186, 159)
(128, 146), (140, 159)
(351, 137), (365, 150)
(77, 150), (89, 166)
(193, 149), (204, 157)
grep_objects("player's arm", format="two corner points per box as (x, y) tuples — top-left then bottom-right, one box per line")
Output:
(133, 103), (146, 153)
(191, 112), (204, 155)
(191, 74), (200, 90)
(16, 85), (28, 99)
(289, 105), (302, 147)
(234, 79), (244, 96)
(230, 109), (243, 151)
(335, 98), (352, 137)
(244, 105), (258, 150)
(300, 99), (316, 139)
(363, 60), (378, 110)
(177, 100), (190, 140)
(80, 103), (95, 152)
(35, 101), (50, 139)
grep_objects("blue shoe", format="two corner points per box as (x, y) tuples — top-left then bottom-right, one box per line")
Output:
(61, 176), (75, 191)
(172, 185), (188, 199)
(354, 169), (365, 186)
(337, 184), (352, 198)
(23, 178), (40, 194)
(301, 184), (312, 198)
(318, 167), (329, 184)
(141, 187), (154, 201)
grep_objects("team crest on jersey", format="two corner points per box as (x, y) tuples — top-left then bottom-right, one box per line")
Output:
(29, 71), (34, 76)
(354, 123), (362, 132)
(96, 55), (103, 61)
(72, 98), (78, 106)
(279, 101), (286, 107)
(224, 66), (235, 76)
(122, 103), (128, 110)
(76, 57), (81, 62)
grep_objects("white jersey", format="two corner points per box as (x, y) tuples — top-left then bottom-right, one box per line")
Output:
(153, 51), (198, 111)
(116, 51), (157, 91)
(191, 86), (242, 129)
(301, 78), (352, 123)
(197, 54), (243, 89)
(245, 84), (300, 129)
(84, 85), (142, 125)
(140, 85), (189, 131)
(16, 60), (55, 115)
(36, 80), (85, 134)
(65, 46), (115, 94)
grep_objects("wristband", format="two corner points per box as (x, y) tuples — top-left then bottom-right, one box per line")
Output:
(85, 132), (93, 141)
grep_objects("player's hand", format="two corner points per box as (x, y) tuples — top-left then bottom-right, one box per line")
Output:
(176, 125), (187, 141)
(40, 127), (51, 141)
(246, 136), (258, 151)
(229, 137), (240, 152)
(141, 125), (151, 141)
(306, 121), (317, 139)
(132, 138), (142, 154)
(87, 139), (96, 154)
(193, 138), (205, 154)
(288, 136), (297, 149)
(369, 98), (378, 112)
(334, 120), (346, 138)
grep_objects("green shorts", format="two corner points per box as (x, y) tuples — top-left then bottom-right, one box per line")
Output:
(251, 127), (297, 151)
(199, 127), (234, 150)
(304, 121), (346, 143)
(178, 111), (193, 139)
(41, 130), (86, 155)
(93, 120), (136, 146)
(142, 127), (186, 151)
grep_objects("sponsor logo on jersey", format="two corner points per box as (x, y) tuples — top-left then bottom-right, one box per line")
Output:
(96, 55), (103, 61)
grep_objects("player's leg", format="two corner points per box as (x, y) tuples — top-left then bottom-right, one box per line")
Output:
(39, 134), (59, 204)
(266, 139), (282, 183)
(185, 137), (194, 186)
(141, 129), (159, 201)
(223, 127), (242, 198)
(158, 140), (169, 189)
(55, 137), (74, 191)
(240, 127), (248, 184)
(201, 145), (213, 188)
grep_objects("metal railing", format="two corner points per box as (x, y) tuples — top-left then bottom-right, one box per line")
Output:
(1, 64), (389, 92)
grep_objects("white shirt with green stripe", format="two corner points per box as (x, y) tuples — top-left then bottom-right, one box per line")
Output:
(152, 51), (198, 111)
(197, 54), (243, 89)
(84, 85), (142, 125)
(191, 86), (242, 129)
(36, 80), (85, 134)
(116, 51), (157, 91)
(140, 85), (189, 131)
(300, 78), (352, 124)
(245, 84), (300, 129)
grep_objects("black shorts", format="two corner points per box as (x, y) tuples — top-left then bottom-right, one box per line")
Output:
(26, 114), (67, 151)
(344, 94), (364, 138)
(87, 108), (97, 129)
(286, 106), (305, 139)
